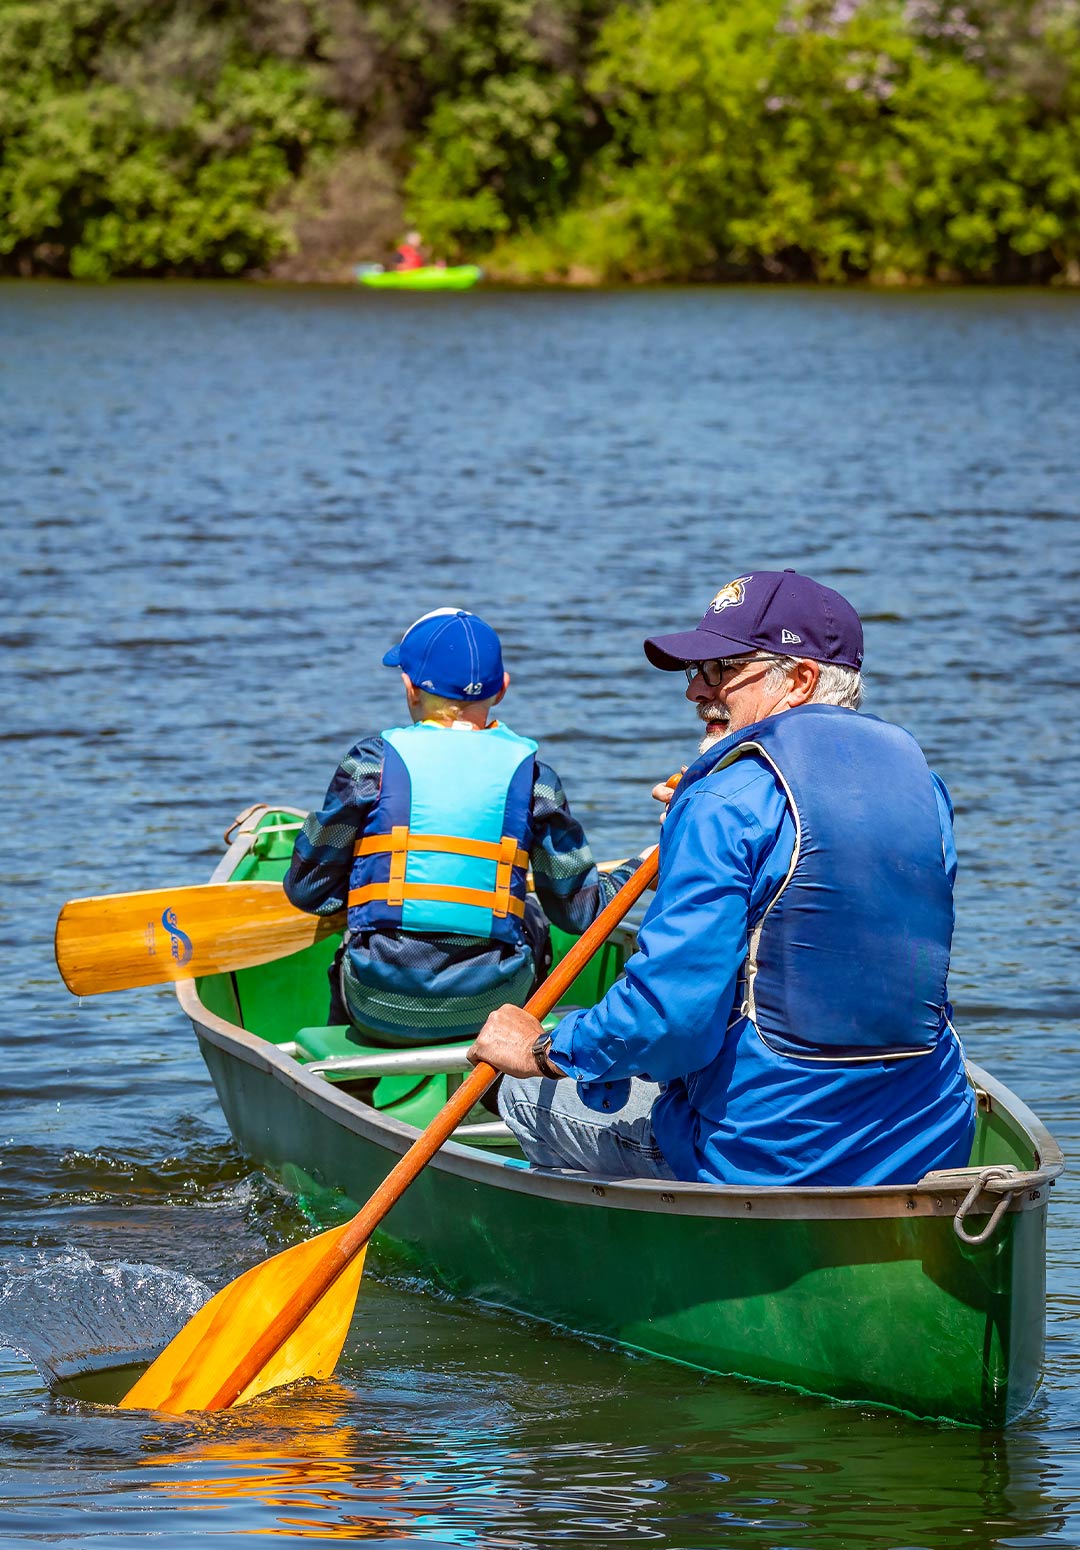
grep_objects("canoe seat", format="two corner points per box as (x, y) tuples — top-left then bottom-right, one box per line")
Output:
(295, 1024), (382, 1062)
(293, 1009), (574, 1067)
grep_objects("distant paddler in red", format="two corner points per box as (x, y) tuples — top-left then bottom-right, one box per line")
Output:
(393, 230), (426, 271)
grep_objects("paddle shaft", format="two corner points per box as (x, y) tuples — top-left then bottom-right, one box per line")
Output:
(204, 844), (661, 1410)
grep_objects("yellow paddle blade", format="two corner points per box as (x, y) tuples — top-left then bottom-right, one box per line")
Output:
(55, 882), (345, 996)
(118, 1224), (367, 1414)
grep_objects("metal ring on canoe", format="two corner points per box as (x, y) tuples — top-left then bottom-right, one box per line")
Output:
(953, 1166), (1021, 1245)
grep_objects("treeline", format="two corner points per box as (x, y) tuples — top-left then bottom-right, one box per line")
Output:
(2, 0), (1079, 283)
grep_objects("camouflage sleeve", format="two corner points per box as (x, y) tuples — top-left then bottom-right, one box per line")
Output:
(528, 760), (641, 936)
(283, 736), (384, 916)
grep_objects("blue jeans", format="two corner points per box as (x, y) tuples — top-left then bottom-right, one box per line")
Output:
(498, 1075), (677, 1179)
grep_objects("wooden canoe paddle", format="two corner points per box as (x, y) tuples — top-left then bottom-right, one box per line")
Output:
(118, 843), (661, 1413)
(56, 865), (635, 997)
(55, 882), (347, 997)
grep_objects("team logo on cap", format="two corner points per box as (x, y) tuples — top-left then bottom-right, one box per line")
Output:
(709, 576), (751, 613)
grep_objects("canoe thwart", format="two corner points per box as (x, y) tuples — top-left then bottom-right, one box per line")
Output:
(304, 1043), (475, 1078)
(453, 1120), (513, 1141)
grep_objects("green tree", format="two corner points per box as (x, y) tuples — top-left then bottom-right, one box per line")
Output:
(486, 0), (1080, 281)
(0, 0), (348, 276)
(402, 0), (616, 255)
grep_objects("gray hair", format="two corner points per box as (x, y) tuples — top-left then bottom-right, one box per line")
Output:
(764, 655), (864, 710)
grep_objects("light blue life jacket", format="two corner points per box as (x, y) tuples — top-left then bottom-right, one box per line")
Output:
(703, 704), (953, 1061)
(347, 720), (538, 942)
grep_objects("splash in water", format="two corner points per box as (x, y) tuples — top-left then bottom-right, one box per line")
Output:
(0, 1247), (209, 1393)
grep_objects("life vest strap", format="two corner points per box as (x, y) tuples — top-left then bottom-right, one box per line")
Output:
(347, 882), (527, 918)
(386, 825), (409, 906)
(493, 833), (520, 918)
(354, 831), (529, 870)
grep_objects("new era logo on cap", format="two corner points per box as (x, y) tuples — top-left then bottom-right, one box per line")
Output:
(781, 629), (802, 644)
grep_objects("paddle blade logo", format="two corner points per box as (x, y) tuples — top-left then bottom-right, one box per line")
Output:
(709, 576), (751, 613)
(161, 907), (194, 967)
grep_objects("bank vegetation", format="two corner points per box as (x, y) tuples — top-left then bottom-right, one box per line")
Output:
(2, 0), (1079, 283)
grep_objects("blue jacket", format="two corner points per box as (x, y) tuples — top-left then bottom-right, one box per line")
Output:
(548, 708), (976, 1187)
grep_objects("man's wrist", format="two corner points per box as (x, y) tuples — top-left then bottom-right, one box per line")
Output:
(531, 1031), (564, 1080)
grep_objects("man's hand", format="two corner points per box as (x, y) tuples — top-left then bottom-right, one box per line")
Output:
(467, 1003), (563, 1079)
(651, 768), (686, 815)
(647, 765), (681, 818)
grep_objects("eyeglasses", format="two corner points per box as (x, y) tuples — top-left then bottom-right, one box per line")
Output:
(683, 655), (782, 687)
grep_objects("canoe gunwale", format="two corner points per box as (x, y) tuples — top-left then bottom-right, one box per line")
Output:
(187, 803), (1062, 1224)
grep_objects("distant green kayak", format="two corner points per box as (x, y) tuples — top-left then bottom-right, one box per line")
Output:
(356, 264), (483, 291)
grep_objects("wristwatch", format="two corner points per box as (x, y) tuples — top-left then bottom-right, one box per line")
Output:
(531, 1031), (563, 1080)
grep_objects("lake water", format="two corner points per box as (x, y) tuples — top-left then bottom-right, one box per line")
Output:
(1, 281), (1078, 1547)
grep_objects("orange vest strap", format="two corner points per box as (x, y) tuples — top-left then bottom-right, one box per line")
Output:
(493, 833), (521, 919)
(354, 831), (529, 870)
(347, 882), (527, 919)
(386, 825), (409, 907)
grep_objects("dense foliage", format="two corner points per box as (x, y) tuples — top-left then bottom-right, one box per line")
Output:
(0, 2), (350, 277)
(2, 0), (1078, 281)
(505, 0), (1080, 282)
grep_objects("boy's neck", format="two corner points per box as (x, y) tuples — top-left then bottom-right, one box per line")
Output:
(422, 714), (497, 730)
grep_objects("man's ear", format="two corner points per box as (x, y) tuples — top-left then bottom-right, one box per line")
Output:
(787, 660), (819, 706)
(402, 672), (420, 705)
(492, 670), (510, 706)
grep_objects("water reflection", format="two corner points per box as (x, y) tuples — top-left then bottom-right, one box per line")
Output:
(655, 1383), (1070, 1548)
(83, 1309), (1068, 1547)
(143, 1379), (511, 1543)
(1, 1246), (1068, 1545)
(149, 1384), (414, 1540)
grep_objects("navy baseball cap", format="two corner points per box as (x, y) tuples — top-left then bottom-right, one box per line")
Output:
(644, 571), (864, 670)
(383, 608), (506, 700)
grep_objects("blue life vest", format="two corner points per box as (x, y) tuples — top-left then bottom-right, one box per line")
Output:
(705, 704), (953, 1061)
(347, 721), (537, 942)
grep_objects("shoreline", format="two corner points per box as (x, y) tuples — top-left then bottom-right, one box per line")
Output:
(3, 272), (1080, 292)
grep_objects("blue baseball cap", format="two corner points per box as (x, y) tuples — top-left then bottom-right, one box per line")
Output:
(644, 570), (864, 671)
(383, 609), (506, 700)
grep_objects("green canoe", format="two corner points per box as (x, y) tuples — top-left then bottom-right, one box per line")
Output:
(179, 804), (1063, 1426)
(356, 264), (483, 291)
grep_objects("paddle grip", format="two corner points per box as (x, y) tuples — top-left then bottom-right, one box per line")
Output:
(207, 783), (674, 1410)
